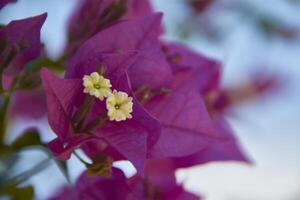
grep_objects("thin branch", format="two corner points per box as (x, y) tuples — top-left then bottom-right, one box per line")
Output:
(6, 157), (52, 186)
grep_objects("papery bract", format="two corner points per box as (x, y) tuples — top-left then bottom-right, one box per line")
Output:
(41, 64), (160, 174)
(145, 89), (221, 158)
(124, 0), (153, 19)
(9, 89), (47, 119)
(213, 71), (283, 112)
(51, 164), (199, 200)
(142, 42), (249, 165)
(49, 168), (134, 200)
(0, 13), (46, 81)
(66, 0), (153, 56)
(172, 115), (250, 168)
(129, 159), (200, 200)
(0, 14), (47, 121)
(136, 43), (223, 159)
(66, 13), (172, 90)
(0, 0), (16, 9)
(58, 14), (176, 174)
(163, 43), (221, 94)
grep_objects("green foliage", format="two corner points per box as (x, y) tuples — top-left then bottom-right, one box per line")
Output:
(0, 185), (34, 200)
(11, 129), (45, 150)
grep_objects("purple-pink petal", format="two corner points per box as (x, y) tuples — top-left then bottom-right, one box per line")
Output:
(66, 0), (154, 55)
(0, 0), (16, 9)
(40, 68), (83, 142)
(165, 42), (221, 94)
(123, 0), (153, 19)
(42, 68), (161, 175)
(146, 89), (222, 158)
(0, 13), (46, 77)
(173, 116), (250, 168)
(67, 14), (172, 89)
(49, 168), (134, 200)
(9, 89), (47, 119)
(129, 159), (200, 200)
(85, 73), (161, 175)
(48, 136), (101, 160)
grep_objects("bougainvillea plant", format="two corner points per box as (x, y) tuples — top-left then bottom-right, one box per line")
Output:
(1, 0), (281, 199)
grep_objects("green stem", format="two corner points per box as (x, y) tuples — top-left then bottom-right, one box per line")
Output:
(82, 115), (108, 134)
(17, 146), (71, 183)
(0, 77), (19, 144)
(73, 151), (90, 165)
(0, 95), (9, 143)
(72, 95), (94, 132)
(6, 157), (52, 186)
(0, 70), (3, 94)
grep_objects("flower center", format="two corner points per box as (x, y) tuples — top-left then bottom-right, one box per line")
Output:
(114, 104), (120, 110)
(93, 83), (101, 89)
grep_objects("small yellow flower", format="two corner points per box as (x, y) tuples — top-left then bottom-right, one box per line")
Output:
(106, 90), (133, 122)
(83, 72), (112, 100)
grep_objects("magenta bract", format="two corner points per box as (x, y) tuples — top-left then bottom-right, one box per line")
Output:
(66, 0), (154, 56)
(0, 13), (46, 78)
(66, 13), (172, 90)
(41, 65), (161, 175)
(129, 159), (200, 200)
(0, 0), (16, 9)
(49, 168), (134, 200)
(144, 42), (249, 166)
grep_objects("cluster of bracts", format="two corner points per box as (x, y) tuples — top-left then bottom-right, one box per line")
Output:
(0, 0), (280, 199)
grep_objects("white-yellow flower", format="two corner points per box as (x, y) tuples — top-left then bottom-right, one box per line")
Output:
(106, 90), (133, 122)
(83, 72), (112, 100)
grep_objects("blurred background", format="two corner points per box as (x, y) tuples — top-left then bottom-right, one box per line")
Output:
(1, 0), (300, 199)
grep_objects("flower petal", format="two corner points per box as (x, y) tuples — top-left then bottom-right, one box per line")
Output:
(40, 68), (83, 142)
(66, 14), (172, 89)
(146, 90), (222, 158)
(1, 13), (46, 77)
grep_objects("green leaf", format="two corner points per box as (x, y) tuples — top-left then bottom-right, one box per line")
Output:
(15, 57), (65, 91)
(11, 128), (45, 150)
(17, 72), (41, 90)
(0, 146), (12, 157)
(26, 57), (65, 73)
(100, 0), (128, 24)
(0, 153), (20, 186)
(54, 160), (70, 183)
(0, 185), (34, 200)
